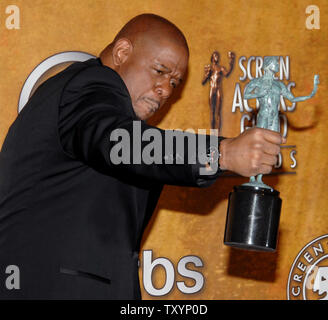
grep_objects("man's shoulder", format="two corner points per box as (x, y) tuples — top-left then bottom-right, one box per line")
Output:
(60, 58), (130, 104)
(64, 58), (126, 91)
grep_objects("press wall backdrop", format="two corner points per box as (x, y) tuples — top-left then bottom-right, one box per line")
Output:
(0, 0), (327, 300)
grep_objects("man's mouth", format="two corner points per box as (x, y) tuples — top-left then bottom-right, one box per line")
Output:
(143, 98), (160, 113)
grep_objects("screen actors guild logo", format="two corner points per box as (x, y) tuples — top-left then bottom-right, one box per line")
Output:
(287, 234), (328, 300)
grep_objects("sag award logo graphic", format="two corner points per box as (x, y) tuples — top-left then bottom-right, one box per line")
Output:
(287, 235), (328, 300)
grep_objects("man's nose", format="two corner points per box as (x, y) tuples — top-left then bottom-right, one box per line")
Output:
(155, 78), (172, 100)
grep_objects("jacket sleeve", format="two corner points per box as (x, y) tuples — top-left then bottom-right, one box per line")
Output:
(58, 64), (225, 187)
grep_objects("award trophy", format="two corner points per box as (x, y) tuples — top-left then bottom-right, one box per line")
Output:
(202, 51), (235, 134)
(224, 56), (319, 251)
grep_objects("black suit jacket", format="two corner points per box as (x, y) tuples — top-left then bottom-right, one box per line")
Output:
(0, 58), (223, 299)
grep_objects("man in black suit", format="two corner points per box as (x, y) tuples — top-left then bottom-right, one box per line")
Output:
(0, 14), (284, 299)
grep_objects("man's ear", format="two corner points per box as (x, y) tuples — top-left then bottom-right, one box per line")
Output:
(112, 38), (133, 67)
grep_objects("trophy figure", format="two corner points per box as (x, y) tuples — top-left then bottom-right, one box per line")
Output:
(224, 56), (319, 251)
(202, 51), (235, 134)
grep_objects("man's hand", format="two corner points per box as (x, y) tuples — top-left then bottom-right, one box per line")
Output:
(219, 128), (286, 177)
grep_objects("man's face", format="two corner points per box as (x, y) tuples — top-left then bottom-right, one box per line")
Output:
(118, 38), (189, 120)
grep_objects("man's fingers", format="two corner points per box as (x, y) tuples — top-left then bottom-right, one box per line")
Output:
(261, 153), (278, 166)
(259, 164), (273, 175)
(262, 142), (281, 156)
(260, 128), (285, 145)
(223, 128), (286, 177)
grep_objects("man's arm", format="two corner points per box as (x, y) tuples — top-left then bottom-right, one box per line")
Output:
(59, 65), (284, 187)
(59, 66), (225, 188)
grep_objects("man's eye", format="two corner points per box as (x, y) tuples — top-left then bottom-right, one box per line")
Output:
(170, 81), (177, 88)
(155, 69), (163, 75)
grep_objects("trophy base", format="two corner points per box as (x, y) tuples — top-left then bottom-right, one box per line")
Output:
(224, 185), (282, 252)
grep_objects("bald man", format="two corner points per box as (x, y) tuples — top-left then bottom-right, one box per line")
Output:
(0, 14), (284, 299)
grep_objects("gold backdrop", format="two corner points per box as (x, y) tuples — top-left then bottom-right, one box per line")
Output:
(0, 0), (327, 300)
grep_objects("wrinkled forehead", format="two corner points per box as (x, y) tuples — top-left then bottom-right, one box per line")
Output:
(133, 34), (189, 68)
(134, 29), (188, 54)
